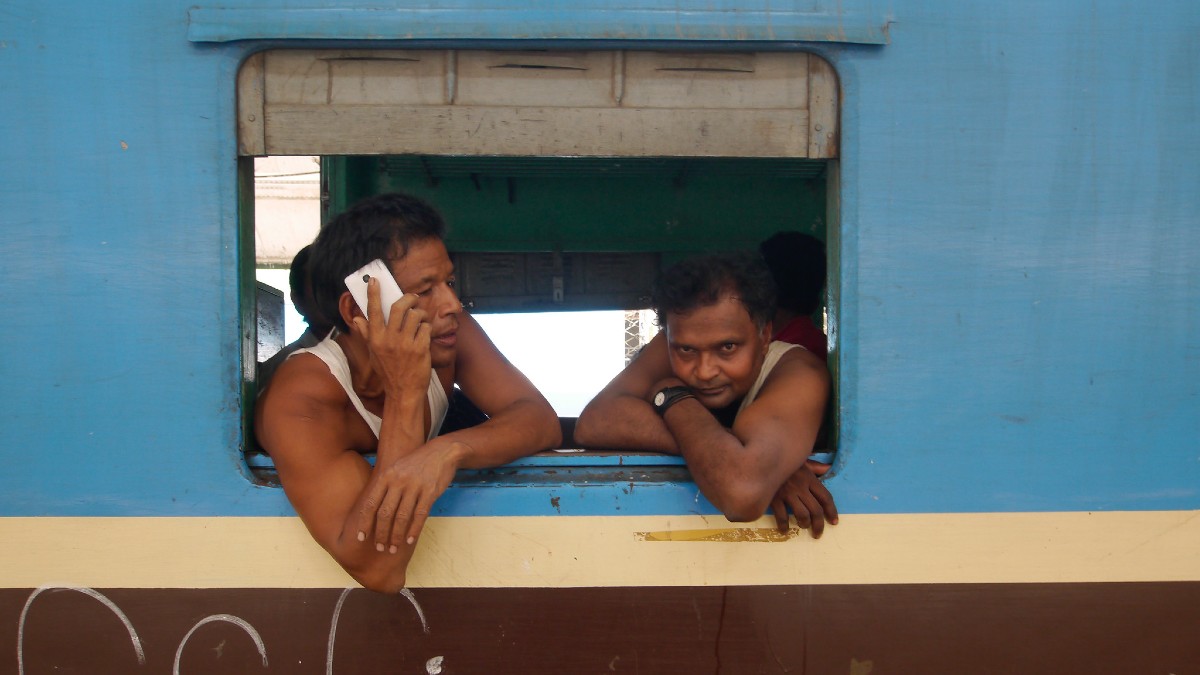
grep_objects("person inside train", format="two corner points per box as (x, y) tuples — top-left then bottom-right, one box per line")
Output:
(256, 244), (333, 394)
(759, 231), (827, 359)
(759, 231), (834, 475)
(255, 192), (561, 593)
(574, 251), (837, 538)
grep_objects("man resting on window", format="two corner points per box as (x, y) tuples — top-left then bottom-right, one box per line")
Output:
(574, 252), (837, 538)
(256, 192), (560, 592)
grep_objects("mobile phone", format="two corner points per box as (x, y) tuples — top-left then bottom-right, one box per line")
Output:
(344, 259), (405, 323)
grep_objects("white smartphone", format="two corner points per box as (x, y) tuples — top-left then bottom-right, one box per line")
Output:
(344, 259), (405, 324)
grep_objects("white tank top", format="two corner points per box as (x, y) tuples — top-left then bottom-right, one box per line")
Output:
(737, 341), (801, 416)
(290, 337), (448, 441)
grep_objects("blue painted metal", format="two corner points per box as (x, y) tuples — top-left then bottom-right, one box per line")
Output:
(1, 1), (1198, 519)
(186, 2), (892, 44)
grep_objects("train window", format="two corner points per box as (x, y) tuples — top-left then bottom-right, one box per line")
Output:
(240, 49), (840, 488)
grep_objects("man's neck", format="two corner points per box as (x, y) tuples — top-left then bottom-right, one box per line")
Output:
(711, 400), (742, 428)
(335, 331), (385, 401)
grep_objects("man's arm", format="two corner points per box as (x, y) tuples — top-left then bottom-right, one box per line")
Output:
(444, 312), (562, 466)
(355, 312), (563, 554)
(256, 354), (422, 593)
(257, 282), (436, 592)
(574, 333), (680, 453)
(662, 351), (836, 534)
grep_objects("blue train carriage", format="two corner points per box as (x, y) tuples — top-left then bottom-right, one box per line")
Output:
(3, 1), (1199, 672)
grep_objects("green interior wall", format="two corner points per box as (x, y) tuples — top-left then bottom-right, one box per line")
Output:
(325, 155), (827, 265)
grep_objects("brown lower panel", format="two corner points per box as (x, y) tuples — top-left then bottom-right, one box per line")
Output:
(3, 583), (1198, 674)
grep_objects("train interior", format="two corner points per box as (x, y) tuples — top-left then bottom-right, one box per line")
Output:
(240, 49), (838, 482)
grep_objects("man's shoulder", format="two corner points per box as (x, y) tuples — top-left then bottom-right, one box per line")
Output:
(259, 352), (351, 415)
(255, 351), (364, 457)
(763, 344), (830, 390)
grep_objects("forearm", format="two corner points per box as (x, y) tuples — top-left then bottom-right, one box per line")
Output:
(662, 400), (779, 520)
(375, 387), (430, 466)
(575, 395), (680, 453)
(440, 397), (562, 469)
(279, 451), (415, 593)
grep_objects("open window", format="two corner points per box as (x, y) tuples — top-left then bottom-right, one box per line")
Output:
(240, 49), (840, 484)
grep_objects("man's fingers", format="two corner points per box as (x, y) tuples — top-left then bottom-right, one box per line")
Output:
(788, 494), (812, 531)
(364, 277), (381, 333)
(770, 497), (789, 533)
(388, 295), (423, 333)
(373, 488), (404, 552)
(387, 490), (419, 554)
(406, 499), (433, 546)
(415, 321), (432, 347)
(814, 482), (839, 525)
(352, 479), (387, 544)
(799, 491), (825, 539)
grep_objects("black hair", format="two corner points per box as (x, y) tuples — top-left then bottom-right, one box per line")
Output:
(758, 231), (826, 315)
(308, 192), (447, 332)
(653, 251), (777, 331)
(288, 244), (333, 335)
(288, 245), (314, 321)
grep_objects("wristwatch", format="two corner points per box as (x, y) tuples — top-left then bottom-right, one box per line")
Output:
(652, 385), (695, 416)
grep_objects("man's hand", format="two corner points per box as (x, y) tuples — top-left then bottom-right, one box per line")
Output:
(351, 277), (431, 398)
(353, 438), (463, 554)
(770, 464), (838, 539)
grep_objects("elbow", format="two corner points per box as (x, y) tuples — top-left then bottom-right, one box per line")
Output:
(722, 505), (767, 523)
(573, 401), (610, 448)
(710, 485), (772, 524)
(534, 400), (562, 449)
(720, 504), (768, 521)
(346, 560), (408, 594)
(572, 409), (598, 447)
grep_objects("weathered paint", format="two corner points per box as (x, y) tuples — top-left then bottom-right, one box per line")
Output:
(3, 513), (1198, 589)
(5, 584), (1199, 673)
(3, 1), (1196, 518)
(185, 3), (893, 45)
(2, 0), (1199, 671)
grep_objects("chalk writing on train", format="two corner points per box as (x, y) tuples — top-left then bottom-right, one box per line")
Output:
(16, 584), (442, 674)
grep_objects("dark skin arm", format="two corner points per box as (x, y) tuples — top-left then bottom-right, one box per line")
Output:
(574, 334), (680, 454)
(258, 281), (559, 592)
(577, 334), (837, 537)
(256, 286), (430, 592)
(351, 309), (562, 556)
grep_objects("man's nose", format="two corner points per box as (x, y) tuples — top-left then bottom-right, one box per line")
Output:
(695, 352), (719, 382)
(435, 285), (463, 317)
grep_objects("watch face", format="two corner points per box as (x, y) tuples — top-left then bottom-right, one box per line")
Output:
(654, 391), (666, 406)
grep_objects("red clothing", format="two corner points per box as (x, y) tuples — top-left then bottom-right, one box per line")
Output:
(774, 316), (827, 360)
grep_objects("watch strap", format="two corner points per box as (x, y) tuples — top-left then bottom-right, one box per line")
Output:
(653, 386), (695, 415)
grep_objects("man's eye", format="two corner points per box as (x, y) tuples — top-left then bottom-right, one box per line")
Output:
(720, 343), (738, 352)
(446, 278), (457, 289)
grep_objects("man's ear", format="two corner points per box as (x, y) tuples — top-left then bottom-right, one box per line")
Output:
(337, 291), (362, 334)
(759, 320), (774, 347)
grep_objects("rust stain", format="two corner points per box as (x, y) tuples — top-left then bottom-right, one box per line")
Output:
(635, 527), (798, 543)
(549, 496), (560, 514)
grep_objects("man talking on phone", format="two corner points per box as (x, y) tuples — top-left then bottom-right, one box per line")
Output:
(255, 192), (560, 593)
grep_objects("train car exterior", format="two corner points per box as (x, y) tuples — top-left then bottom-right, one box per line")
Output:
(3, 1), (1199, 672)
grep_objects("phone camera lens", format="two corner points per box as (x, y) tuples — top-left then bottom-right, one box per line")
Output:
(362, 274), (370, 282)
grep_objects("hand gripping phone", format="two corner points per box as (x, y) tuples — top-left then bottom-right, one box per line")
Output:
(344, 259), (405, 324)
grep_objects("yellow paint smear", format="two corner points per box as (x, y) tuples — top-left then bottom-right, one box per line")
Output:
(637, 527), (797, 542)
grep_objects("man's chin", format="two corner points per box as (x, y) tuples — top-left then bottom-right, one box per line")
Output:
(693, 387), (735, 409)
(431, 347), (457, 369)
